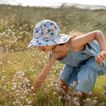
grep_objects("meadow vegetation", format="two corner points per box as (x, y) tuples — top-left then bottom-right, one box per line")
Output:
(0, 4), (106, 106)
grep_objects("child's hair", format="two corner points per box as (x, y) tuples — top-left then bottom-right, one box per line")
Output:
(68, 30), (84, 36)
(58, 31), (83, 46)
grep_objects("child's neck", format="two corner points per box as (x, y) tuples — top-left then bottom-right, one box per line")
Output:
(52, 43), (70, 54)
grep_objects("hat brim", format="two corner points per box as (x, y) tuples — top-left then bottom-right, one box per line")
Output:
(27, 34), (73, 48)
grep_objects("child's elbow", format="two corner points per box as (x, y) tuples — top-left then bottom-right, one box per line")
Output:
(95, 30), (103, 36)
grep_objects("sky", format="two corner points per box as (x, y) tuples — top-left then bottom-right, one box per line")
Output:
(0, 0), (106, 7)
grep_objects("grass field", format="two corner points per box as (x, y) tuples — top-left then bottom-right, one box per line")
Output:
(0, 4), (106, 106)
(0, 49), (106, 105)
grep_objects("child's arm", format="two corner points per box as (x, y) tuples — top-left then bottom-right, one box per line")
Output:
(70, 30), (106, 63)
(32, 54), (56, 93)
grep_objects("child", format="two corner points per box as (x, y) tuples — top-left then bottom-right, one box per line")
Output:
(28, 19), (106, 105)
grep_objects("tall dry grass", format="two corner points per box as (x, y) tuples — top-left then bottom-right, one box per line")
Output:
(0, 4), (106, 106)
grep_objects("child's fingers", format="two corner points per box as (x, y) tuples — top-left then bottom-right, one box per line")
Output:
(95, 54), (104, 64)
(100, 52), (105, 60)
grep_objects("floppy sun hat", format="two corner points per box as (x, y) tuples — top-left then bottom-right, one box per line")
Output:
(28, 19), (72, 48)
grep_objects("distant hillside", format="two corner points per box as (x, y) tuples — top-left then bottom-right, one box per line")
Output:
(0, 4), (106, 51)
(60, 3), (106, 10)
(0, 5), (106, 33)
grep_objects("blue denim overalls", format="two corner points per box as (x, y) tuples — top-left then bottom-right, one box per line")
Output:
(58, 40), (106, 94)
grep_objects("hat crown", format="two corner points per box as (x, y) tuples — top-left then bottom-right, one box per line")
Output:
(28, 19), (71, 48)
(33, 20), (60, 40)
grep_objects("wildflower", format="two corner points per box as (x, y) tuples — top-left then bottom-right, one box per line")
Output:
(86, 98), (91, 102)
(11, 71), (32, 105)
(58, 96), (62, 100)
(92, 99), (97, 105)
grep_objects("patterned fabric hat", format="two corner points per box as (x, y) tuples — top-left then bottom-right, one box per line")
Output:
(28, 20), (72, 47)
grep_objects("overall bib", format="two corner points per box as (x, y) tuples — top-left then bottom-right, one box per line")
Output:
(59, 40), (106, 94)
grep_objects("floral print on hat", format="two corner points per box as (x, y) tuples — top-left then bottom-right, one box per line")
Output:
(28, 20), (72, 47)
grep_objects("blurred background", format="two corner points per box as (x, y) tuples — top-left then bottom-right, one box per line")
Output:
(0, 0), (106, 51)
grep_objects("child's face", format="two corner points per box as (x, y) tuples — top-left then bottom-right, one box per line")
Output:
(35, 45), (54, 52)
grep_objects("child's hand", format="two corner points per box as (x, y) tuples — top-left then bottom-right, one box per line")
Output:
(31, 86), (35, 93)
(95, 51), (106, 64)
